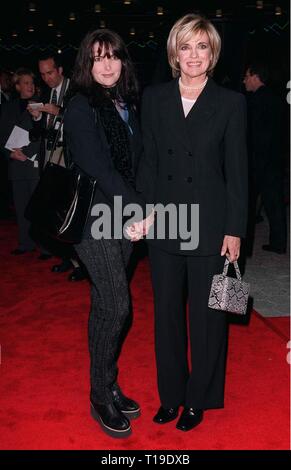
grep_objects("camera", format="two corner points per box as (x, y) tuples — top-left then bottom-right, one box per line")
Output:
(46, 128), (59, 150)
(29, 127), (60, 150)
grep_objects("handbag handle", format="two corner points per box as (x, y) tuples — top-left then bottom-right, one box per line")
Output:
(49, 97), (96, 168)
(48, 89), (72, 164)
(48, 115), (65, 163)
(222, 258), (242, 281)
(49, 98), (98, 168)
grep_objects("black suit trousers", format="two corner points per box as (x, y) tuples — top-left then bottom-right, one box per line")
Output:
(149, 246), (227, 410)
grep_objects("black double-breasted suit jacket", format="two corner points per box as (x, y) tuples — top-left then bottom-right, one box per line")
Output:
(137, 77), (248, 256)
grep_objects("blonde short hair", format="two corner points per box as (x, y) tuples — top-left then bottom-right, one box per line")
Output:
(12, 68), (35, 85)
(167, 14), (221, 78)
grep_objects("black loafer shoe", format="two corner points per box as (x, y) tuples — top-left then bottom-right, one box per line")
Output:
(176, 407), (204, 431)
(112, 383), (140, 419)
(153, 406), (179, 424)
(51, 260), (72, 273)
(68, 267), (87, 282)
(262, 244), (286, 254)
(90, 401), (131, 439)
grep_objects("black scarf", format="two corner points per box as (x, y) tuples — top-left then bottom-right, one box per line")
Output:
(97, 101), (135, 188)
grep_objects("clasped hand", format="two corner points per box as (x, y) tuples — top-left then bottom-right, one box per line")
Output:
(126, 210), (155, 242)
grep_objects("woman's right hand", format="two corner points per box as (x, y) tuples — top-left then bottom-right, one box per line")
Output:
(126, 223), (143, 242)
(126, 210), (155, 242)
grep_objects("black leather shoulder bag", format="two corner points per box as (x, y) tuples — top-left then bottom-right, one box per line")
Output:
(25, 106), (97, 244)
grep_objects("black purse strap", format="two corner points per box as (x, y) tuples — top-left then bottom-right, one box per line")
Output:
(47, 80), (70, 164)
(47, 115), (65, 163)
(57, 78), (69, 108)
(50, 96), (99, 168)
(222, 258), (242, 280)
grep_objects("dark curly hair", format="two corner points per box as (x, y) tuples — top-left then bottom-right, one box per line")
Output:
(68, 28), (139, 108)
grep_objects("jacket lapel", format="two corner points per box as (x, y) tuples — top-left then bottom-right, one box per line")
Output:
(160, 78), (191, 151)
(185, 77), (217, 130)
(128, 109), (143, 173)
(161, 77), (218, 150)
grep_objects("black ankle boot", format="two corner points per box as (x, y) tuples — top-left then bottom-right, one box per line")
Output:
(112, 383), (141, 419)
(90, 401), (131, 438)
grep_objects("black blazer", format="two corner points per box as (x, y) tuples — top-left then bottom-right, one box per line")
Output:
(64, 93), (146, 239)
(0, 98), (40, 181)
(137, 77), (248, 256)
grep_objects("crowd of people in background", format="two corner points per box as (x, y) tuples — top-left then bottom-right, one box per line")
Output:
(0, 59), (87, 281)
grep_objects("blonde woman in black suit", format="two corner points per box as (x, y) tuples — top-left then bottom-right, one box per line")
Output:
(136, 14), (248, 431)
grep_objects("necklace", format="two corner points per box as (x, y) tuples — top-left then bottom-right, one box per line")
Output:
(179, 76), (208, 91)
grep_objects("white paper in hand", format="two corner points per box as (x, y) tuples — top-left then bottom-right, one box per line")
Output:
(5, 125), (30, 151)
(5, 127), (39, 166)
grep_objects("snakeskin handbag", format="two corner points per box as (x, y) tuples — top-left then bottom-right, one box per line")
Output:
(208, 259), (250, 315)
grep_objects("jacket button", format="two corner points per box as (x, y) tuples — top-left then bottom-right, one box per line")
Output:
(187, 151), (193, 157)
(168, 175), (173, 181)
(186, 176), (193, 183)
(168, 149), (174, 155)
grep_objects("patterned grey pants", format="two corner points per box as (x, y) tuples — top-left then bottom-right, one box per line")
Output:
(75, 237), (132, 404)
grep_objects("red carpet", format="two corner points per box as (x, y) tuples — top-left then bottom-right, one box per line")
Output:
(0, 220), (289, 450)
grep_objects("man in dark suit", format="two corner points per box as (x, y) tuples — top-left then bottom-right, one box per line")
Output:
(244, 63), (287, 254)
(28, 54), (85, 280)
(0, 68), (42, 254)
(29, 53), (69, 169)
